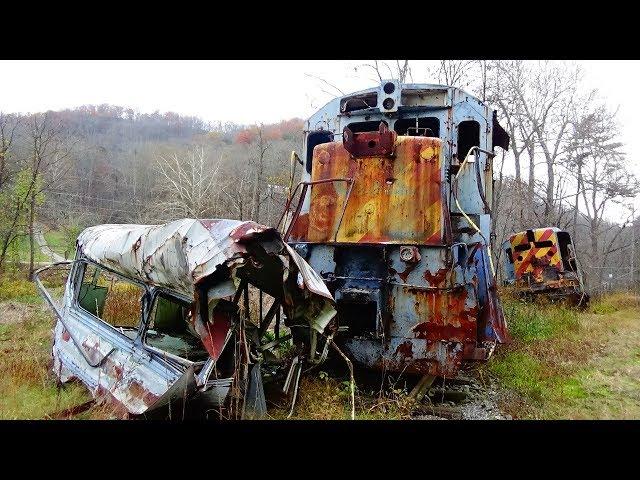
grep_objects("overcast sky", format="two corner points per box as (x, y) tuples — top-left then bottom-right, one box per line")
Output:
(1, 60), (638, 213)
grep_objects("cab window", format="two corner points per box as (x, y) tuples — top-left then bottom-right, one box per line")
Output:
(77, 263), (144, 338)
(143, 292), (209, 362)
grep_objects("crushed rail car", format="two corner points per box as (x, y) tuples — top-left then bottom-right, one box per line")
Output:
(501, 227), (589, 306)
(35, 218), (337, 418)
(280, 80), (510, 380)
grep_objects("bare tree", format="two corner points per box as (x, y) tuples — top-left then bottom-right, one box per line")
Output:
(0, 113), (19, 191)
(486, 61), (531, 186)
(354, 60), (413, 83)
(249, 125), (271, 223)
(514, 62), (581, 224)
(22, 113), (74, 278)
(430, 60), (474, 89)
(154, 146), (223, 219)
(562, 102), (637, 289)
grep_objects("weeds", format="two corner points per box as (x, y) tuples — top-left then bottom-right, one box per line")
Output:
(502, 297), (580, 342)
(0, 306), (92, 419)
(269, 370), (417, 420)
(489, 290), (640, 419)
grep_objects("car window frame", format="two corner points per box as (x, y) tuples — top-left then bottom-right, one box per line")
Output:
(140, 287), (202, 369)
(71, 258), (150, 344)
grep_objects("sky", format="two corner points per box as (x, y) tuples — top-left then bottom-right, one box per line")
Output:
(1, 60), (638, 214)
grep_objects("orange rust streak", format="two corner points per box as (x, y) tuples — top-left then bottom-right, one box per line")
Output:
(408, 288), (477, 343)
(288, 213), (309, 241)
(306, 137), (443, 244)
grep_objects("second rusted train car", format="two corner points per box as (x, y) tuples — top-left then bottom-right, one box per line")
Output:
(281, 80), (511, 379)
(501, 227), (588, 305)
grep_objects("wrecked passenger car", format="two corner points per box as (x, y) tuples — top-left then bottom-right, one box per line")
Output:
(35, 218), (336, 418)
(501, 227), (589, 306)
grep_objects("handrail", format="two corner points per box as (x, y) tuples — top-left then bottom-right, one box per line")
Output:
(278, 178), (355, 242)
(452, 146), (496, 277)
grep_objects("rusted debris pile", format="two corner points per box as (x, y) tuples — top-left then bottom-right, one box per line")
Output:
(36, 218), (337, 418)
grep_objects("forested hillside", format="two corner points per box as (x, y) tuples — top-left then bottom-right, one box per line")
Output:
(0, 106), (303, 275)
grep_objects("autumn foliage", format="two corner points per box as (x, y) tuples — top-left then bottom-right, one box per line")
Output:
(234, 118), (304, 144)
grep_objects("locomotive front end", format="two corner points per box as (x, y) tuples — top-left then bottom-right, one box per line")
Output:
(283, 80), (510, 378)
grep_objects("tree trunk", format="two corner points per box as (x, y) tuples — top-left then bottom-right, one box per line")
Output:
(527, 145), (536, 222)
(590, 220), (600, 290)
(250, 164), (260, 222)
(28, 193), (36, 280)
(545, 158), (554, 223)
(572, 162), (582, 241)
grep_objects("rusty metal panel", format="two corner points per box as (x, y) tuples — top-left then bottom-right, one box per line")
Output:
(342, 122), (396, 157)
(343, 337), (465, 378)
(303, 136), (444, 244)
(52, 306), (185, 416)
(510, 227), (562, 280)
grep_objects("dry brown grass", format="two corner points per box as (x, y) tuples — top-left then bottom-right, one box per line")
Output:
(268, 374), (417, 420)
(101, 282), (144, 327)
(0, 304), (92, 419)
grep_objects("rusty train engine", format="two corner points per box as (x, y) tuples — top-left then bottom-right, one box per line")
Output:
(281, 80), (511, 379)
(501, 227), (589, 307)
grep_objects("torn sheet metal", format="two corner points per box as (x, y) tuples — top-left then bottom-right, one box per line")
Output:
(38, 219), (336, 417)
(78, 219), (329, 301)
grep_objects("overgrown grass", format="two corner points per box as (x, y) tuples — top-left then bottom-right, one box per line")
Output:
(502, 296), (580, 342)
(43, 230), (67, 256)
(0, 277), (40, 302)
(0, 266), (68, 303)
(0, 306), (92, 419)
(486, 290), (640, 419)
(269, 372), (415, 420)
(590, 291), (640, 315)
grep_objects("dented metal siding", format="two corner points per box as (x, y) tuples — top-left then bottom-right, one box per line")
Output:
(295, 136), (444, 244)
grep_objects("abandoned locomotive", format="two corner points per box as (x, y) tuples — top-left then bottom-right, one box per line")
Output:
(281, 80), (511, 379)
(501, 227), (588, 306)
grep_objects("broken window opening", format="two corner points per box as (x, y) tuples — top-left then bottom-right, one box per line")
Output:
(337, 300), (377, 338)
(77, 262), (144, 337)
(394, 117), (440, 137)
(144, 291), (210, 362)
(306, 130), (333, 174)
(533, 240), (554, 248)
(557, 231), (578, 272)
(456, 120), (480, 162)
(340, 93), (378, 113)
